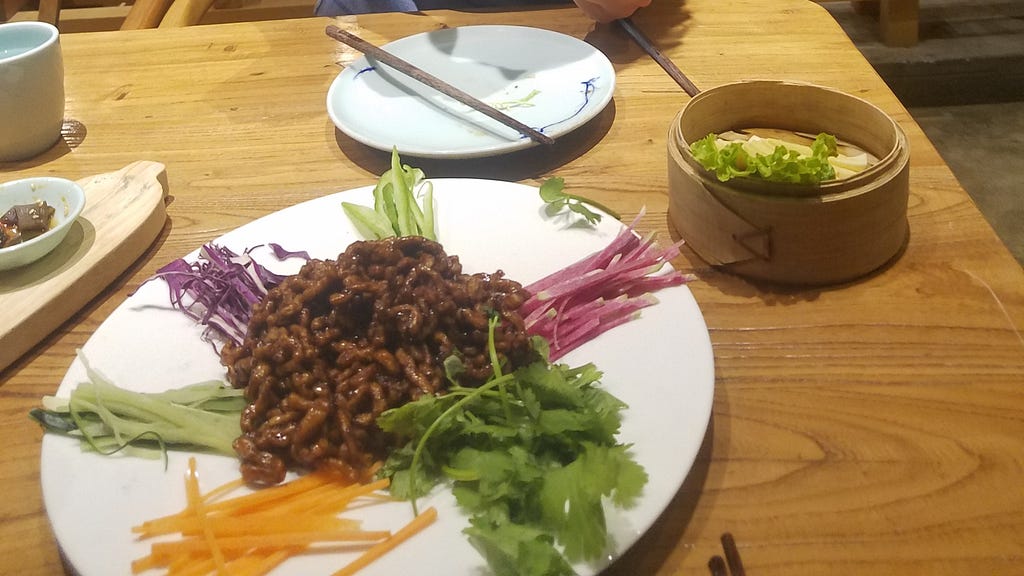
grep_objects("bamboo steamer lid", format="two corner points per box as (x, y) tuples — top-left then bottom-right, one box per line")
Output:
(667, 80), (910, 285)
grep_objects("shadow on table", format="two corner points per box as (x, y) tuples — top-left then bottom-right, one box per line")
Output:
(330, 98), (616, 181)
(0, 119), (87, 171)
(585, 3), (695, 69)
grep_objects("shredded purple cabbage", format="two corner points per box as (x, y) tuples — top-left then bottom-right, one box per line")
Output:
(150, 243), (309, 346)
(266, 243), (312, 262)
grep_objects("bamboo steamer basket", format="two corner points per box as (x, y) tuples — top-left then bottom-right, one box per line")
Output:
(667, 80), (910, 285)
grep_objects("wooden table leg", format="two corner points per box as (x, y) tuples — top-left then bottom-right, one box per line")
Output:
(880, 0), (919, 46)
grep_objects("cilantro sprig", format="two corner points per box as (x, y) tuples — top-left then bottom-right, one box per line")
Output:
(377, 318), (646, 575)
(539, 177), (620, 225)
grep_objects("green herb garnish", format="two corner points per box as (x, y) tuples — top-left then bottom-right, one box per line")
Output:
(539, 177), (620, 225)
(377, 317), (646, 575)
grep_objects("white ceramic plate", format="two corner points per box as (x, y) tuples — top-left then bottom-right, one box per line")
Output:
(327, 26), (616, 158)
(41, 179), (714, 576)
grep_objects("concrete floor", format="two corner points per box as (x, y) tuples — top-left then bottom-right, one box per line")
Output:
(824, 0), (1023, 265)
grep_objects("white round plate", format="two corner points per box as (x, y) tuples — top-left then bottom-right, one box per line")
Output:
(41, 179), (714, 576)
(327, 26), (616, 158)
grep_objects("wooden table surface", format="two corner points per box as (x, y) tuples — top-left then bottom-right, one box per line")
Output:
(3, 1), (1023, 574)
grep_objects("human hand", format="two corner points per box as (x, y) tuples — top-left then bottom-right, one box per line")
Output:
(573, 0), (652, 22)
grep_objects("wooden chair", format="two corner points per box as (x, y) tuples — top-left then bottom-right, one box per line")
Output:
(2, 0), (29, 22)
(11, 0), (210, 29)
(158, 0), (217, 27)
(122, 0), (177, 28)
(37, 0), (58, 24)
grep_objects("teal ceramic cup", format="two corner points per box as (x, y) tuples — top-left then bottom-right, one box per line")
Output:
(0, 21), (65, 162)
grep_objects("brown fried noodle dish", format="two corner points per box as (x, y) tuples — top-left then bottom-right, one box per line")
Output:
(220, 236), (537, 485)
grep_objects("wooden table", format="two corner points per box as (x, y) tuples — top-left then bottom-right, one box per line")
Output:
(3, 1), (1022, 574)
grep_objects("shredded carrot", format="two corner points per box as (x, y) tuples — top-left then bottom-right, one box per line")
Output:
(132, 458), (435, 576)
(184, 458), (227, 574)
(158, 514), (361, 539)
(148, 529), (391, 560)
(238, 548), (297, 576)
(166, 552), (220, 576)
(201, 477), (247, 503)
(133, 474), (355, 539)
(330, 507), (439, 576)
(131, 554), (159, 573)
(195, 472), (336, 515)
(136, 471), (335, 536)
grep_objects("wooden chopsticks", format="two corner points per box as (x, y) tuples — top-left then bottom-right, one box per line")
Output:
(617, 18), (701, 97)
(325, 25), (555, 146)
(708, 532), (747, 576)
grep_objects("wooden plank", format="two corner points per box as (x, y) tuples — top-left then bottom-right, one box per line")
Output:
(0, 161), (167, 373)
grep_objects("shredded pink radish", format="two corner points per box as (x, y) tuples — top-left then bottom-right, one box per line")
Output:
(523, 210), (694, 361)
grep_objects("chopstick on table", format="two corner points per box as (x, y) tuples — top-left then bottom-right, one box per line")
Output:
(325, 25), (555, 146)
(708, 555), (730, 576)
(708, 532), (748, 576)
(721, 532), (748, 576)
(617, 18), (701, 97)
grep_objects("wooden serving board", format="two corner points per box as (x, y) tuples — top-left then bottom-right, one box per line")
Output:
(0, 161), (168, 373)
